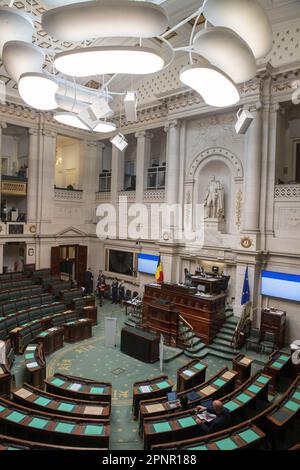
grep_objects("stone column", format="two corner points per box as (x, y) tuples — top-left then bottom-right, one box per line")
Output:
(27, 128), (39, 224)
(97, 142), (106, 192)
(84, 141), (99, 224)
(0, 242), (4, 274)
(0, 122), (7, 222)
(164, 120), (181, 239)
(242, 104), (263, 233)
(111, 144), (125, 205)
(135, 131), (152, 202)
(38, 130), (56, 227)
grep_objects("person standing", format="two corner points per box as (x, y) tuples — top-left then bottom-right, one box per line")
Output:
(111, 278), (119, 304)
(118, 280), (125, 305)
(84, 268), (94, 295)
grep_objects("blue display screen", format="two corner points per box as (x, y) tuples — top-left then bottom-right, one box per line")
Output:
(137, 254), (159, 275)
(261, 270), (300, 302)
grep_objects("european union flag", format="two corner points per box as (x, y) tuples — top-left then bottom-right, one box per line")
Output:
(241, 266), (250, 305)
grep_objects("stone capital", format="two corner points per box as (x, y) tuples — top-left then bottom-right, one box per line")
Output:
(164, 119), (181, 133)
(42, 130), (57, 139)
(135, 131), (153, 140)
(29, 128), (39, 136)
(0, 121), (7, 130)
(248, 101), (263, 113)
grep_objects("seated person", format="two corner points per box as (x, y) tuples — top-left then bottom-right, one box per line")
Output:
(179, 395), (189, 410)
(195, 400), (232, 434)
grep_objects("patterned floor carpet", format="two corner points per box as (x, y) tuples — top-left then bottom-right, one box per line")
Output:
(12, 301), (269, 450)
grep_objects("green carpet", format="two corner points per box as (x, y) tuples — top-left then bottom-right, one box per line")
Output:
(11, 301), (266, 450)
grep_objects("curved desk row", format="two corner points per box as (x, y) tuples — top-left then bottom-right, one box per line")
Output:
(139, 367), (237, 431)
(45, 373), (112, 409)
(0, 286), (43, 305)
(0, 397), (110, 448)
(0, 365), (11, 399)
(35, 326), (64, 355)
(0, 433), (107, 450)
(152, 422), (266, 451)
(0, 294), (54, 317)
(13, 383), (110, 419)
(142, 371), (271, 449)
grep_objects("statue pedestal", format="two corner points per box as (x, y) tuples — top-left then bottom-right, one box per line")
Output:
(204, 218), (225, 233)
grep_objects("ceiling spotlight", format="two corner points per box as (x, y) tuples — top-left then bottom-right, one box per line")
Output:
(81, 98), (112, 122)
(19, 72), (58, 110)
(179, 63), (240, 108)
(54, 112), (91, 130)
(93, 121), (117, 133)
(124, 92), (137, 122)
(235, 108), (254, 135)
(110, 133), (128, 152)
(203, 0), (273, 59)
(54, 46), (165, 77)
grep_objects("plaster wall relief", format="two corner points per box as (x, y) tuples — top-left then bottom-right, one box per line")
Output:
(274, 203), (300, 239)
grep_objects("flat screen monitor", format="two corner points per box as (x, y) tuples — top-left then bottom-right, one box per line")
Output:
(197, 284), (206, 293)
(261, 270), (300, 302)
(109, 250), (134, 276)
(137, 254), (159, 275)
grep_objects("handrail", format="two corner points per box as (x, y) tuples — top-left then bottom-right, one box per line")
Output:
(178, 315), (193, 332)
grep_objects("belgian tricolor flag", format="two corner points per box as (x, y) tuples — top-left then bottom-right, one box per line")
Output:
(155, 256), (164, 283)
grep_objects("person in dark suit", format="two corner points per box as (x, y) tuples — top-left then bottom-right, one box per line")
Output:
(111, 278), (119, 304)
(195, 400), (232, 434)
(84, 268), (94, 294)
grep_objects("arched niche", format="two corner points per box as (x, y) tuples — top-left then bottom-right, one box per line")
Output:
(184, 148), (244, 235)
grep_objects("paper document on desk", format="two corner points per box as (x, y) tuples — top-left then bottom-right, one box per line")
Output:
(197, 411), (216, 422)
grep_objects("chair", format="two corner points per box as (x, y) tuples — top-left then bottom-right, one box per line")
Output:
(246, 327), (261, 352)
(260, 331), (276, 354)
(125, 289), (132, 301)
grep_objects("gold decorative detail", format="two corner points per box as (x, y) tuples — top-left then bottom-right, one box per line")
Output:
(236, 189), (242, 230)
(241, 237), (253, 249)
(29, 225), (37, 234)
(163, 232), (170, 241)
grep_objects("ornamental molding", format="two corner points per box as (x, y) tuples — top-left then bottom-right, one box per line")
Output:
(187, 147), (244, 180)
(143, 189), (166, 202)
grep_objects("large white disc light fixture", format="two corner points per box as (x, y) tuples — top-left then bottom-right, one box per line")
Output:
(0, 7), (34, 58)
(203, 0), (273, 59)
(42, 0), (169, 42)
(54, 46), (165, 77)
(193, 27), (256, 84)
(180, 63), (240, 108)
(54, 112), (91, 131)
(93, 121), (117, 133)
(19, 72), (58, 111)
(3, 41), (45, 83)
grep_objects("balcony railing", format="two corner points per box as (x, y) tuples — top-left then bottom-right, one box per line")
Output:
(1, 176), (27, 196)
(274, 184), (300, 200)
(54, 188), (83, 201)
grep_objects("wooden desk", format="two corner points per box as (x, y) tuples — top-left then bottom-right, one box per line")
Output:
(143, 283), (226, 345)
(80, 305), (98, 325)
(0, 434), (108, 450)
(121, 326), (159, 363)
(177, 359), (208, 392)
(63, 318), (93, 343)
(35, 326), (64, 355)
(24, 343), (46, 389)
(191, 276), (223, 295)
(264, 350), (291, 389)
(232, 354), (253, 385)
(132, 375), (173, 420)
(261, 308), (286, 349)
(0, 364), (11, 399)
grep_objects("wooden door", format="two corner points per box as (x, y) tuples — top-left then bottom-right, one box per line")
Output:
(51, 247), (61, 274)
(76, 245), (88, 288)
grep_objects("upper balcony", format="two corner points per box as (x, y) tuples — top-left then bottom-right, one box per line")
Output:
(1, 175), (27, 197)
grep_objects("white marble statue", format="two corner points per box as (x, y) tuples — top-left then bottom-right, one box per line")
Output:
(204, 176), (225, 219)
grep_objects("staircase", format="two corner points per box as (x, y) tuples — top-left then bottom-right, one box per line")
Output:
(184, 310), (240, 361)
